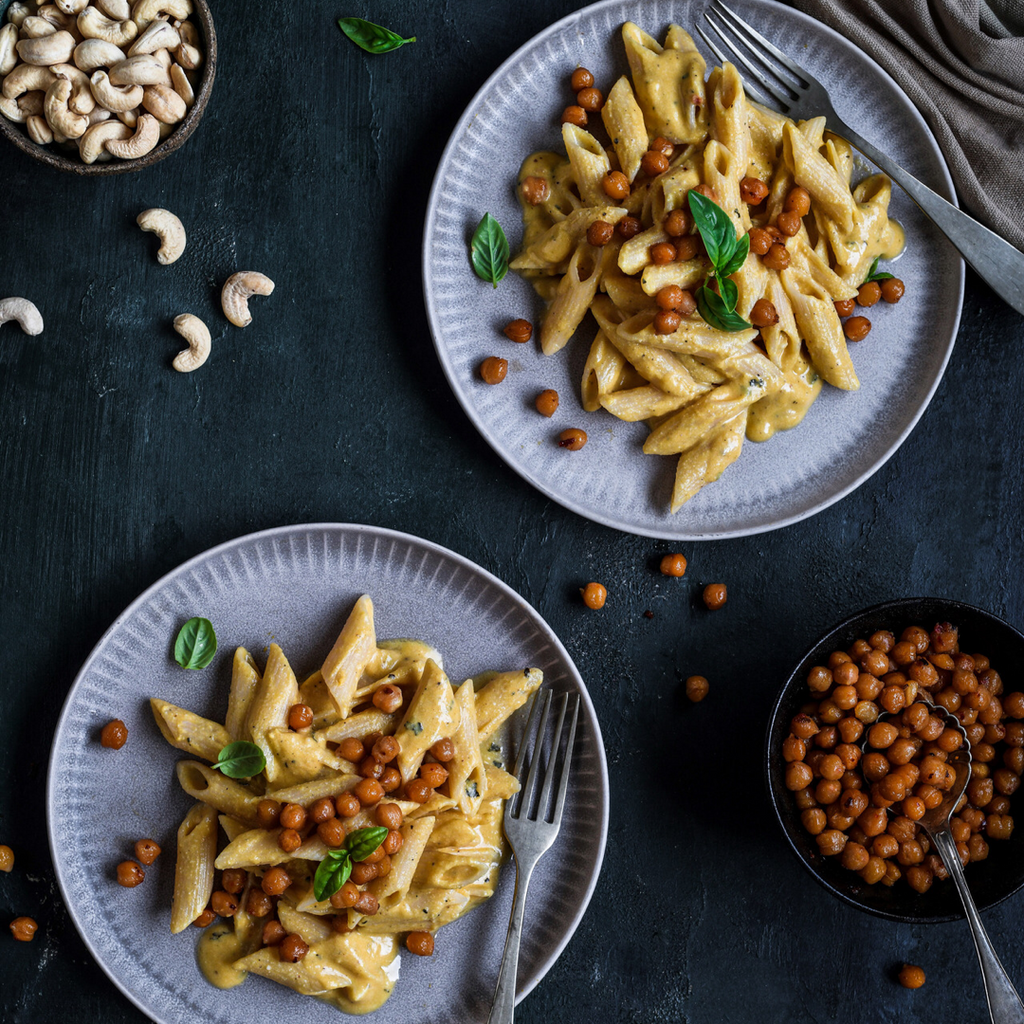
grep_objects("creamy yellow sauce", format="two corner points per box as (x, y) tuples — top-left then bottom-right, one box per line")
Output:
(315, 933), (400, 1015)
(197, 923), (249, 990)
(746, 364), (822, 442)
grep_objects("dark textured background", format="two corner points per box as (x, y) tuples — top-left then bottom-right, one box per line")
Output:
(2, 1), (1023, 1022)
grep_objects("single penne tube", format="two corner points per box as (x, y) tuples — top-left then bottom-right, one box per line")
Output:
(266, 726), (350, 785)
(643, 328), (785, 389)
(474, 668), (544, 745)
(639, 257), (705, 295)
(540, 241), (610, 356)
(643, 160), (700, 226)
(394, 659), (460, 783)
(730, 250), (770, 319)
(601, 264), (657, 316)
(511, 205), (626, 272)
(150, 698), (229, 763)
(266, 773), (359, 806)
(315, 709), (399, 745)
(447, 682), (486, 814)
(225, 647), (261, 742)
(599, 386), (695, 422)
(702, 137), (746, 235)
(618, 223), (669, 276)
(277, 903), (333, 945)
(232, 937), (355, 995)
(215, 827), (329, 870)
(369, 814), (435, 909)
(297, 671), (339, 730)
(352, 638), (443, 702)
(176, 760), (261, 827)
(321, 594), (377, 718)
(601, 74), (647, 182)
(245, 642), (300, 782)
(760, 270), (802, 373)
(787, 235), (858, 301)
(679, 354), (727, 385)
(782, 121), (856, 233)
(747, 100), (788, 177)
(170, 801), (218, 933)
(218, 814), (250, 844)
(562, 122), (612, 207)
(670, 411), (748, 511)
(580, 330), (628, 412)
(352, 888), (473, 934)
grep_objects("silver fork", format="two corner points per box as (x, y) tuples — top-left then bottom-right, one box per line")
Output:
(697, 1), (1024, 316)
(486, 690), (579, 1024)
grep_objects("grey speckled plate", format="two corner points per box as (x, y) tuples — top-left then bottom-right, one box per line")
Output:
(423, 0), (964, 540)
(47, 524), (608, 1024)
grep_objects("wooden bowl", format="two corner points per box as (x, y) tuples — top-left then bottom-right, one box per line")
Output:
(0, 0), (216, 174)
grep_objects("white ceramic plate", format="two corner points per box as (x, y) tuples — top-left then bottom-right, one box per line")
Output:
(48, 524), (608, 1024)
(423, 0), (964, 540)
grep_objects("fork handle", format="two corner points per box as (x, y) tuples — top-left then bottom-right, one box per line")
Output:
(930, 829), (1024, 1023)
(835, 125), (1024, 317)
(486, 854), (536, 1024)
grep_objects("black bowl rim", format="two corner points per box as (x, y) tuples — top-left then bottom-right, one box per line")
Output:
(0, 0), (216, 175)
(765, 596), (1024, 924)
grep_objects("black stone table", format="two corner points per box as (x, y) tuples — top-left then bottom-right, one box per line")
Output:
(2, 2), (1023, 1021)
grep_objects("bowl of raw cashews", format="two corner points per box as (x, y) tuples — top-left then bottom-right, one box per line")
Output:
(0, 0), (215, 174)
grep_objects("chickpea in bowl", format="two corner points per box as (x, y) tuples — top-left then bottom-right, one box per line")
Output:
(0, 0), (216, 174)
(767, 598), (1024, 922)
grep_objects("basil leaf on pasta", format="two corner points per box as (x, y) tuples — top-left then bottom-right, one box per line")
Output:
(338, 18), (416, 54)
(174, 617), (217, 669)
(687, 190), (738, 271)
(314, 850), (352, 902)
(212, 741), (266, 779)
(470, 213), (510, 288)
(344, 826), (389, 863)
(863, 256), (894, 283)
(696, 285), (750, 333)
(716, 233), (750, 280)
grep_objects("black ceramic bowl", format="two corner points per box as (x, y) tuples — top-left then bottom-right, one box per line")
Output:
(767, 597), (1024, 923)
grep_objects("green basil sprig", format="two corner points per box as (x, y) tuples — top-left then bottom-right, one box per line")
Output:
(470, 213), (509, 288)
(687, 191), (751, 333)
(212, 741), (266, 779)
(338, 17), (415, 54)
(863, 256), (894, 284)
(313, 826), (389, 903)
(174, 617), (217, 669)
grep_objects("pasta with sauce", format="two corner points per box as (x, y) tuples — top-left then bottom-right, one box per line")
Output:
(513, 23), (905, 512)
(152, 594), (542, 1015)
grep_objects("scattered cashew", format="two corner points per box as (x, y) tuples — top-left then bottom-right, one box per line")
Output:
(141, 82), (182, 122)
(44, 76), (87, 138)
(137, 207), (185, 264)
(132, 0), (192, 31)
(15, 29), (75, 65)
(127, 18), (177, 56)
(77, 7), (137, 48)
(26, 111), (52, 142)
(89, 69), (141, 111)
(109, 52), (168, 85)
(171, 313), (209, 372)
(0, 23), (18, 76)
(221, 273), (275, 328)
(0, 297), (44, 336)
(73, 37), (126, 71)
(102, 108), (157, 156)
(96, 0), (131, 19)
(77, 115), (130, 161)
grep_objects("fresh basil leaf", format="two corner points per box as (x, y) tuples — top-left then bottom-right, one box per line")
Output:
(213, 741), (266, 779)
(314, 850), (352, 903)
(696, 285), (751, 333)
(338, 17), (415, 54)
(174, 617), (217, 669)
(716, 232), (750, 280)
(863, 255), (894, 283)
(687, 190), (738, 271)
(343, 826), (389, 863)
(470, 213), (509, 288)
(716, 276), (739, 312)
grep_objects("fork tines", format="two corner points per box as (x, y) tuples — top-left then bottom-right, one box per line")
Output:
(508, 690), (579, 825)
(697, 1), (808, 112)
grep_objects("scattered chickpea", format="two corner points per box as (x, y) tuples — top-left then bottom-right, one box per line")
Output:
(660, 553), (687, 577)
(535, 389), (559, 417)
(834, 298), (856, 317)
(650, 137), (675, 158)
(785, 187), (811, 216)
(641, 150), (669, 177)
(776, 211), (801, 236)
(576, 87), (603, 112)
(664, 209), (691, 236)
(674, 235), (700, 262)
(194, 908), (216, 928)
(407, 931), (435, 956)
(739, 176), (769, 204)
(616, 216), (642, 239)
(0, 845), (13, 872)
(703, 583), (727, 610)
(654, 310), (682, 335)
(431, 738), (456, 762)
(586, 220), (615, 246)
(762, 243), (791, 271)
(749, 299), (779, 328)
(881, 278), (905, 303)
(280, 933), (309, 963)
(116, 861), (145, 888)
(581, 582), (607, 610)
(748, 227), (773, 255)
(372, 683), (403, 713)
(650, 242), (676, 265)
(480, 357), (508, 385)
(561, 105), (587, 128)
(602, 171), (630, 201)
(898, 964), (926, 989)
(101, 719), (128, 750)
(558, 428), (587, 450)
(857, 281), (882, 307)
(844, 316), (872, 341)
(10, 917), (38, 942)
(570, 67), (594, 91)
(287, 703), (313, 730)
(262, 920), (286, 946)
(211, 891), (239, 918)
(686, 676), (710, 702)
(134, 839), (161, 866)
(520, 176), (550, 206)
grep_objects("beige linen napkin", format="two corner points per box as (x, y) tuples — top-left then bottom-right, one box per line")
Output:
(788, 0), (1024, 251)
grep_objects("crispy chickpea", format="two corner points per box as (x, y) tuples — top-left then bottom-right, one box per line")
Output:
(602, 171), (630, 200)
(648, 136), (674, 159)
(280, 933), (309, 963)
(664, 209), (691, 237)
(816, 829), (848, 856)
(673, 235), (700, 261)
(776, 211), (801, 236)
(535, 389), (560, 417)
(480, 357), (508, 385)
(101, 719), (128, 749)
(279, 803), (307, 831)
(844, 315), (871, 341)
(868, 722), (898, 749)
(0, 845), (13, 872)
(561, 105), (587, 127)
(570, 67), (594, 91)
(581, 582), (606, 609)
(354, 778), (385, 807)
(262, 919), (286, 946)
(221, 868), (247, 894)
(617, 216), (642, 239)
(359, 755), (385, 780)
(287, 703), (313, 731)
(762, 243), (790, 271)
(785, 762), (813, 791)
(375, 803), (403, 830)
(653, 309), (681, 335)
(318, 819), (347, 848)
(330, 881), (361, 909)
(656, 285), (685, 311)
(686, 675), (710, 703)
(116, 861), (145, 888)
(426, 738), (454, 764)
(10, 917), (38, 942)
(747, 227), (773, 255)
(782, 186), (810, 216)
(739, 176), (769, 204)
(861, 856), (887, 885)
(310, 797), (337, 825)
(354, 892), (379, 916)
(833, 298), (855, 318)
(246, 888), (273, 917)
(339, 738), (365, 763)
(404, 930), (435, 956)
(749, 299), (779, 328)
(791, 714), (819, 740)
(194, 908), (216, 928)
(576, 86), (603, 112)
(520, 176), (549, 206)
(134, 839), (161, 866)
(262, 867), (292, 896)
(559, 428), (588, 451)
(801, 808), (826, 835)
(372, 736), (400, 765)
(650, 241), (677, 265)
(420, 763), (449, 789)
(380, 767), (402, 794)
(211, 891), (239, 918)
(702, 584), (727, 610)
(405, 778), (432, 804)
(335, 792), (361, 818)
(881, 278), (905, 303)
(383, 828), (404, 855)
(586, 220), (615, 246)
(278, 828), (302, 854)
(641, 150), (670, 177)
(857, 281), (881, 307)
(841, 841), (870, 872)
(987, 814), (1015, 841)
(660, 553), (687, 577)
(503, 318), (533, 344)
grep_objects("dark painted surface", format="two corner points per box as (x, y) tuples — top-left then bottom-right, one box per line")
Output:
(1, 2), (1023, 1022)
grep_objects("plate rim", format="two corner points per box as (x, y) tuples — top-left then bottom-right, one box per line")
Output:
(421, 0), (966, 541)
(46, 521), (610, 1023)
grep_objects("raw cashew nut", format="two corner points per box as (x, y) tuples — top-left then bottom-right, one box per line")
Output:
(43, 77), (87, 138)
(50, 63), (95, 114)
(86, 104), (111, 123)
(221, 272), (275, 328)
(3, 63), (56, 99)
(116, 105), (138, 126)
(73, 37), (126, 71)
(102, 108), (157, 156)
(20, 16), (59, 39)
(109, 52), (168, 85)
(77, 117), (130, 161)
(36, 6), (76, 30)
(6, 4), (31, 30)
(168, 61), (191, 106)
(141, 82), (182, 122)
(26, 112), (52, 142)
(0, 23), (18, 77)
(17, 89), (44, 116)
(54, 0), (90, 15)
(171, 313), (210, 372)
(127, 18), (178, 55)
(137, 207), (185, 264)
(77, 7), (137, 47)
(0, 297), (44, 336)
(89, 69), (142, 111)
(15, 29), (75, 65)
(0, 94), (27, 121)
(96, 0), (131, 19)
(132, 0), (192, 31)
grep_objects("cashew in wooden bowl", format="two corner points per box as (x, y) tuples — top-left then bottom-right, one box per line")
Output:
(0, 0), (216, 174)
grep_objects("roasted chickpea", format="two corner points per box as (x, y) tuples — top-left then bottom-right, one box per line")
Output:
(881, 278), (905, 303)
(660, 553), (687, 577)
(221, 868), (247, 894)
(101, 719), (128, 749)
(372, 736), (400, 765)
(134, 839), (161, 866)
(650, 136), (674, 158)
(801, 808), (826, 835)
(339, 738), (365, 764)
(702, 583), (727, 610)
(650, 241), (677, 265)
(354, 778), (385, 807)
(261, 867), (292, 896)
(503, 318), (533, 344)
(317, 819), (346, 848)
(480, 357), (508, 385)
(783, 186), (811, 216)
(194, 908), (217, 928)
(749, 299), (779, 328)
(834, 298), (856, 317)
(785, 762), (813, 791)
(405, 778), (432, 804)
(334, 791), (360, 818)
(375, 803), (403, 831)
(841, 841), (870, 872)
(762, 243), (790, 271)
(602, 171), (630, 200)
(287, 703), (313, 730)
(686, 675), (710, 703)
(570, 67), (594, 91)
(10, 917), (38, 942)
(641, 150), (670, 177)
(586, 220), (615, 246)
(280, 933), (309, 963)
(559, 428), (588, 451)
(246, 888), (273, 917)
(116, 860), (145, 888)
(380, 767), (402, 794)
(278, 829), (302, 854)
(211, 890), (239, 917)
(406, 931), (435, 956)
(535, 389), (560, 417)
(856, 281), (881, 307)
(581, 582), (606, 609)
(561, 105), (587, 128)
(0, 845), (13, 873)
(617, 216), (642, 239)
(776, 211), (801, 236)
(309, 798), (336, 826)
(330, 880), (361, 910)
(576, 86), (603, 111)
(844, 315), (871, 341)
(420, 763), (449, 789)
(383, 828), (404, 855)
(279, 803), (307, 831)
(739, 176), (769, 204)
(816, 829), (848, 856)
(664, 209), (691, 236)
(354, 892), (380, 916)
(673, 235), (700, 261)
(748, 227), (773, 255)
(520, 176), (549, 206)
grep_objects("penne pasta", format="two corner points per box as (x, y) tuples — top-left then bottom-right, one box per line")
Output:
(170, 801), (218, 933)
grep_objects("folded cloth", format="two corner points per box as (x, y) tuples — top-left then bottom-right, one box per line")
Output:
(788, 0), (1024, 251)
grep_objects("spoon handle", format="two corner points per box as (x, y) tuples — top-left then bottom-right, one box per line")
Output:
(931, 829), (1024, 1024)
